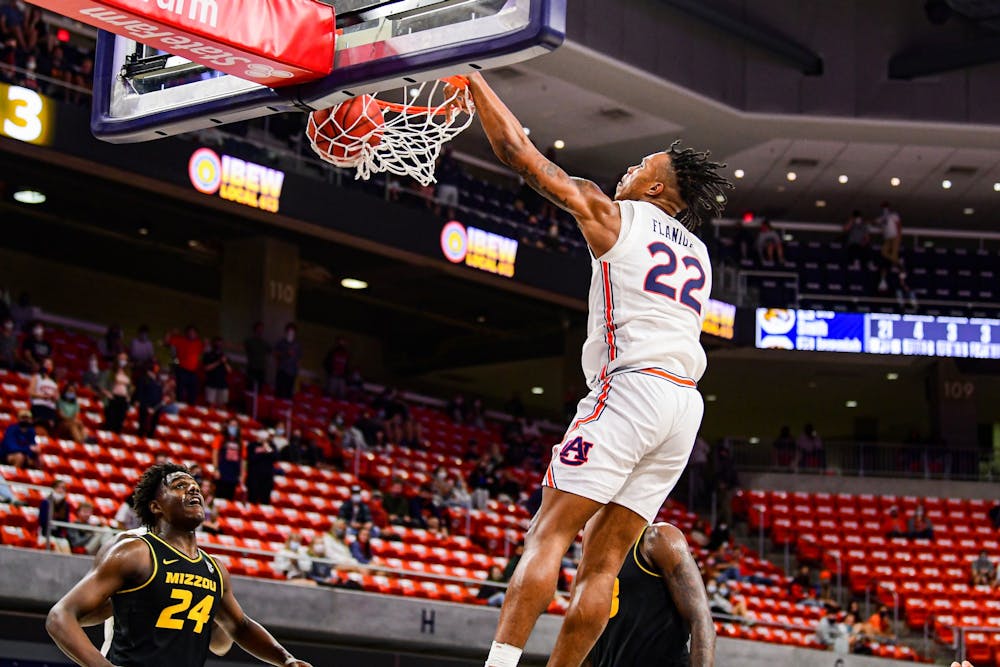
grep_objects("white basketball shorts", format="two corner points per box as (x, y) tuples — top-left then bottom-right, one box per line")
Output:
(542, 367), (704, 523)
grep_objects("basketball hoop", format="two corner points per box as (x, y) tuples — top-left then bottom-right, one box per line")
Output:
(306, 76), (475, 186)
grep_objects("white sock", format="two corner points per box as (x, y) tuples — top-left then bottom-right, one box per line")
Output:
(484, 641), (522, 667)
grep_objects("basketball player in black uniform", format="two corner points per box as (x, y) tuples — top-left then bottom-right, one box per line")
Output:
(46, 462), (312, 667)
(586, 523), (715, 667)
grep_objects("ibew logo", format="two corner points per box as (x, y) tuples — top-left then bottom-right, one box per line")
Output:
(137, 0), (219, 29)
(559, 436), (594, 466)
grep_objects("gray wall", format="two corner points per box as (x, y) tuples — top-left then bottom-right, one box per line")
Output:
(0, 547), (918, 666)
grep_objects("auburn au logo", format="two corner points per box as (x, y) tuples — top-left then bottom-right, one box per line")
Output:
(559, 436), (594, 466)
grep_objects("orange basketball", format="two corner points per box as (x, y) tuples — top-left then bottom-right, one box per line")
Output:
(307, 94), (384, 165)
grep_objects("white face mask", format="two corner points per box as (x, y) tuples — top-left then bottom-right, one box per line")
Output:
(289, 541), (300, 550)
(286, 331), (295, 342)
(351, 494), (362, 503)
(33, 327), (43, 337)
(706, 583), (718, 595)
(52, 491), (66, 502)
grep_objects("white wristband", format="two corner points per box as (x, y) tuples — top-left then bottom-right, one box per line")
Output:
(484, 641), (522, 667)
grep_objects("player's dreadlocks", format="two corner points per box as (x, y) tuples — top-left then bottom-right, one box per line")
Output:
(667, 140), (734, 232)
(132, 462), (191, 529)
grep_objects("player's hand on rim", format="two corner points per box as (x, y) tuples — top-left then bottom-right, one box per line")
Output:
(442, 75), (474, 120)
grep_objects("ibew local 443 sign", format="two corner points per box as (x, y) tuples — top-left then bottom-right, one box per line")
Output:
(188, 147), (285, 213)
(440, 221), (518, 278)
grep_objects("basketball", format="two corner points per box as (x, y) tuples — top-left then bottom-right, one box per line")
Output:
(307, 94), (384, 166)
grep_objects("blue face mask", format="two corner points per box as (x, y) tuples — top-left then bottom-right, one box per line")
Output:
(227, 425), (238, 437)
(64, 393), (76, 401)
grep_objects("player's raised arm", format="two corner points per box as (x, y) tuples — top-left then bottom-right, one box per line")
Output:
(46, 539), (150, 667)
(212, 561), (311, 667)
(464, 72), (621, 255)
(645, 524), (716, 667)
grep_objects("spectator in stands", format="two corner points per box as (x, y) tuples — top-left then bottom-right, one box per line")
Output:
(756, 218), (784, 264)
(714, 444), (739, 526)
(382, 480), (410, 526)
(772, 425), (796, 467)
(28, 357), (58, 433)
(273, 322), (302, 400)
(345, 368), (365, 401)
(445, 476), (472, 509)
(478, 565), (508, 608)
(0, 317), (17, 370)
(66, 501), (107, 555)
(323, 337), (350, 398)
(791, 564), (815, 599)
(989, 502), (1000, 530)
(796, 423), (825, 471)
(337, 412), (366, 451)
(212, 418), (245, 501)
(56, 381), (86, 443)
(815, 605), (848, 653)
(165, 325), (203, 405)
(197, 479), (222, 535)
(281, 428), (319, 467)
(971, 549), (995, 586)
(706, 519), (731, 553)
(245, 430), (278, 505)
(843, 210), (869, 270)
(2, 409), (37, 468)
(883, 506), (908, 539)
(201, 336), (231, 407)
(490, 467), (521, 503)
(426, 515), (449, 540)
(38, 478), (72, 553)
(339, 485), (372, 532)
(274, 532), (312, 583)
(81, 354), (102, 392)
(686, 434), (709, 509)
(907, 503), (934, 539)
(98, 324), (125, 362)
(320, 519), (359, 567)
(18, 320), (51, 374)
(434, 147), (461, 219)
(99, 352), (133, 434)
(864, 605), (895, 642)
(243, 321), (270, 394)
(447, 393), (467, 423)
(706, 579), (746, 619)
(134, 363), (164, 438)
(468, 454), (494, 510)
(110, 492), (141, 531)
(877, 202), (902, 292)
(127, 325), (155, 372)
(349, 525), (375, 565)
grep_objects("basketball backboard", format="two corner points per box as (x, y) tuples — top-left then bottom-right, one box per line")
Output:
(91, 0), (565, 143)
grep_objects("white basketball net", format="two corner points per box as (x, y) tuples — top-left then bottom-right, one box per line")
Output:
(306, 78), (476, 187)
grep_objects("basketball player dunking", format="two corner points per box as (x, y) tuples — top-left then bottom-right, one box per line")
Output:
(47, 463), (311, 667)
(458, 72), (732, 667)
(586, 523), (715, 667)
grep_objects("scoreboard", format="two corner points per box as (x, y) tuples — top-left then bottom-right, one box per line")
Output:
(756, 309), (1000, 360)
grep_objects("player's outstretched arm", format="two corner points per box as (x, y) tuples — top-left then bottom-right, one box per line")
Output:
(464, 72), (621, 256)
(213, 562), (311, 667)
(46, 539), (150, 667)
(646, 524), (716, 667)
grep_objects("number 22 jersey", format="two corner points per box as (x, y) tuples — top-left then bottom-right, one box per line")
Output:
(581, 200), (712, 389)
(107, 533), (224, 667)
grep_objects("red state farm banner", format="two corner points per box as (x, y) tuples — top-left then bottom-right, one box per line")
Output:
(31, 0), (335, 87)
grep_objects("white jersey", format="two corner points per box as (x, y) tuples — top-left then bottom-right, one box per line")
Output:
(581, 200), (711, 389)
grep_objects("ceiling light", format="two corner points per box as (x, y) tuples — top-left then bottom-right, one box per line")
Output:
(705, 394), (717, 402)
(734, 169), (745, 179)
(553, 139), (565, 150)
(522, 127), (530, 136)
(715, 194), (726, 203)
(845, 400), (858, 408)
(783, 233), (794, 241)
(13, 190), (45, 204)
(187, 239), (199, 248)
(749, 436), (760, 444)
(409, 88), (420, 98)
(530, 386), (544, 395)
(786, 171), (797, 181)
(994, 182), (1000, 192)
(340, 278), (368, 290)
(838, 174), (849, 184)
(886, 372), (899, 381)
(942, 179), (952, 189)
(890, 177), (901, 187)
(476, 315), (486, 324)
(815, 199), (827, 207)
(963, 207), (974, 215)
(138, 227), (149, 236)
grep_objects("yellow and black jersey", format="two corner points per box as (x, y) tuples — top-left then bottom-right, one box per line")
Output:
(107, 533), (224, 667)
(588, 528), (690, 667)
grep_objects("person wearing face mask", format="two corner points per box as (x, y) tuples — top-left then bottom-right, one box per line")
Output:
(0, 317), (17, 370)
(28, 357), (59, 433)
(38, 479), (73, 553)
(80, 354), (102, 392)
(18, 320), (51, 374)
(56, 381), (87, 443)
(164, 325), (204, 405)
(202, 336), (232, 407)
(1, 409), (37, 468)
(272, 323), (302, 400)
(212, 419), (245, 501)
(246, 430), (278, 505)
(135, 363), (166, 438)
(99, 352), (133, 434)
(338, 485), (372, 533)
(128, 324), (155, 372)
(274, 533), (312, 583)
(280, 428), (319, 466)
